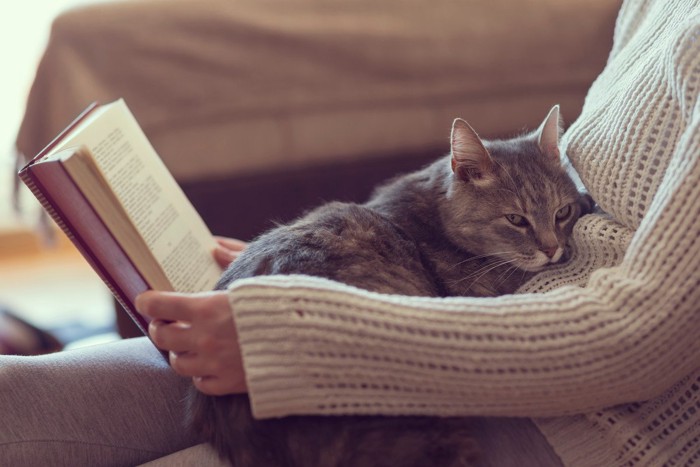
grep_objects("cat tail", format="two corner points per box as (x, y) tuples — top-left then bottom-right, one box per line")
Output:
(186, 387), (296, 467)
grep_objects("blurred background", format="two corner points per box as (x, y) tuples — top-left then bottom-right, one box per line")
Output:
(0, 0), (116, 350)
(0, 0), (621, 353)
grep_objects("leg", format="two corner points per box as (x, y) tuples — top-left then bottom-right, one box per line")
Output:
(0, 336), (562, 466)
(0, 337), (201, 466)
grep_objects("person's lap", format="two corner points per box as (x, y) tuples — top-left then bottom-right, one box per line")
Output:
(0, 337), (200, 466)
(0, 337), (562, 467)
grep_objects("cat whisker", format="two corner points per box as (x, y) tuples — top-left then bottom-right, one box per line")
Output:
(448, 251), (520, 270)
(495, 264), (520, 288)
(449, 258), (516, 287)
(494, 160), (519, 193)
(519, 268), (529, 285)
(496, 187), (520, 199)
(458, 259), (513, 279)
(495, 264), (515, 283)
(460, 259), (519, 290)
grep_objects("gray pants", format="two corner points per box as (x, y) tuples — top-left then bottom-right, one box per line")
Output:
(0, 338), (200, 466)
(0, 337), (563, 467)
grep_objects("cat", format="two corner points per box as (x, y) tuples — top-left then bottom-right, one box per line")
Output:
(188, 105), (593, 467)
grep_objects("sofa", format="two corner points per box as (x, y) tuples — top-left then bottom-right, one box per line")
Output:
(16, 1), (620, 460)
(18, 0), (620, 239)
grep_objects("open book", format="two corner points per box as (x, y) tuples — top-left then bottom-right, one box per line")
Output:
(19, 99), (223, 334)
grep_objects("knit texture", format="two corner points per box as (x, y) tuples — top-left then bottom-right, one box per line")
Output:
(226, 0), (700, 464)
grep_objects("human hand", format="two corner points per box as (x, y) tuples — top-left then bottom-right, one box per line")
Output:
(213, 236), (248, 269)
(135, 290), (247, 395)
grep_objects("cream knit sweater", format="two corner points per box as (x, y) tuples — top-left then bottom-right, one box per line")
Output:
(226, 0), (700, 464)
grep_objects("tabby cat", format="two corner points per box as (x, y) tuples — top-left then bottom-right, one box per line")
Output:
(188, 106), (593, 467)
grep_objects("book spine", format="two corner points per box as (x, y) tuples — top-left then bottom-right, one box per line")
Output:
(18, 167), (150, 336)
(19, 169), (77, 245)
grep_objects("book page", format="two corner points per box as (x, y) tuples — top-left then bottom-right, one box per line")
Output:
(54, 100), (222, 293)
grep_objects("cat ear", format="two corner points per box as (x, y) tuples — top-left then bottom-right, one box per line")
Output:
(450, 118), (495, 184)
(536, 105), (563, 162)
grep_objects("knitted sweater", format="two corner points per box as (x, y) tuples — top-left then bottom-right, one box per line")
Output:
(226, 0), (700, 465)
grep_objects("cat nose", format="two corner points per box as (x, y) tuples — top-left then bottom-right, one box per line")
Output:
(541, 246), (558, 259)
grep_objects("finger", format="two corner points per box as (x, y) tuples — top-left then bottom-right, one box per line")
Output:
(193, 375), (247, 396)
(136, 291), (196, 322)
(213, 246), (239, 268)
(148, 319), (193, 352)
(169, 351), (211, 378)
(214, 236), (247, 252)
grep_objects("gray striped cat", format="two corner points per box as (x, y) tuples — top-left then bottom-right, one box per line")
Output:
(189, 105), (593, 467)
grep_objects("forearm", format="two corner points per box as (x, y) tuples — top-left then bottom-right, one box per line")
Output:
(228, 255), (698, 419)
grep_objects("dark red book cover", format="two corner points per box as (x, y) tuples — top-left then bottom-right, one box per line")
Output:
(18, 103), (151, 336)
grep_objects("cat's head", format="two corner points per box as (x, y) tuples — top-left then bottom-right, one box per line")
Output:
(441, 105), (593, 272)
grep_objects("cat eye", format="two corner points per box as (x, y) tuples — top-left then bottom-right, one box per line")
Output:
(555, 204), (572, 221)
(505, 214), (529, 227)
